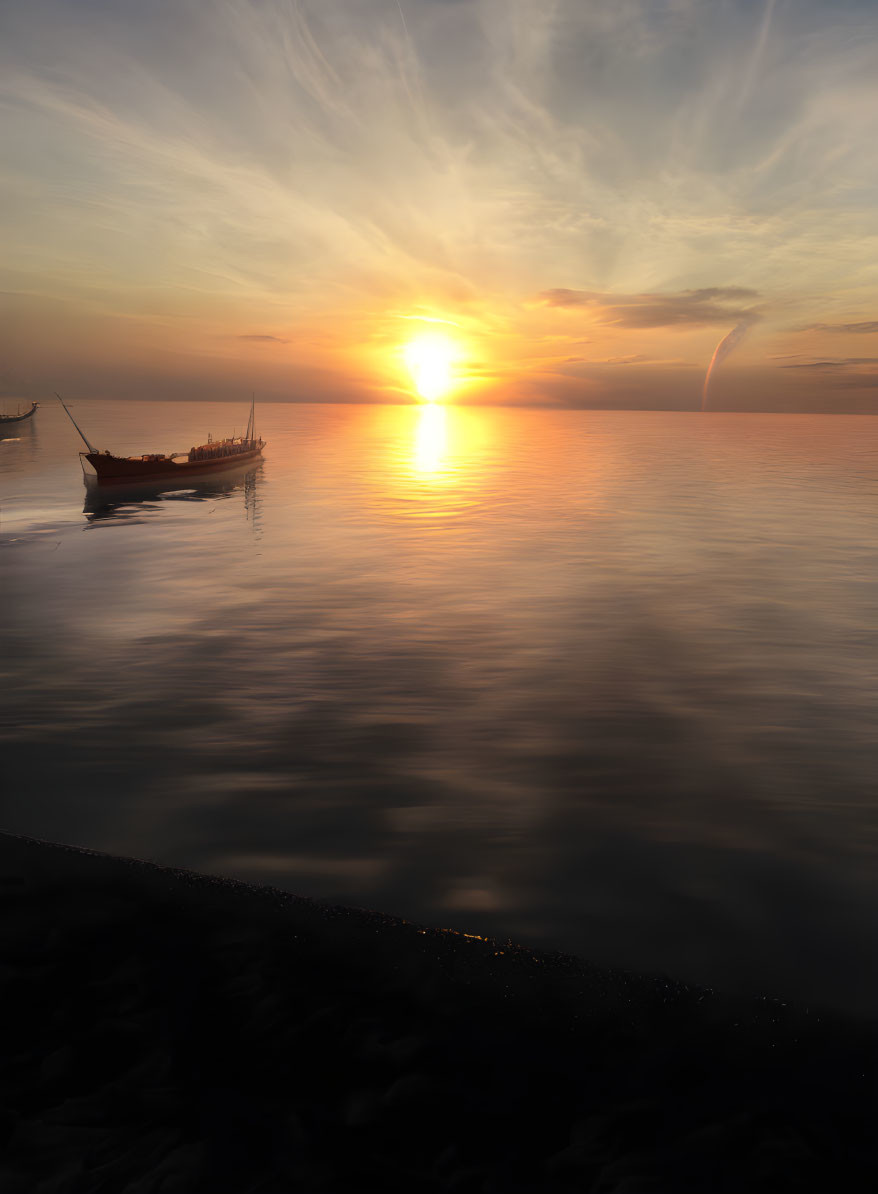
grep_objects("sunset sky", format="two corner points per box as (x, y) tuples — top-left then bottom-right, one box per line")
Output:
(2, 0), (878, 410)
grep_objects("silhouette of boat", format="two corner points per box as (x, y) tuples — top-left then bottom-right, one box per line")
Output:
(82, 461), (262, 522)
(57, 394), (264, 483)
(0, 401), (39, 424)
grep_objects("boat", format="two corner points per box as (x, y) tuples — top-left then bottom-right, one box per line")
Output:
(0, 401), (39, 424)
(82, 462), (262, 522)
(56, 393), (265, 483)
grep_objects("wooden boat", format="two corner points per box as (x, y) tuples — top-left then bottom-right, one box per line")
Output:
(0, 401), (39, 424)
(82, 462), (261, 521)
(57, 394), (264, 484)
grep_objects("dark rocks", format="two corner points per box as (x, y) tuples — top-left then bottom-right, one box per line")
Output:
(0, 833), (875, 1193)
(344, 1090), (382, 1127)
(382, 1072), (445, 1110)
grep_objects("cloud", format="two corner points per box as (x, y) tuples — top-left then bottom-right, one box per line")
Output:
(561, 353), (693, 368)
(236, 335), (289, 344)
(798, 322), (878, 335)
(539, 287), (762, 329)
(781, 358), (878, 369)
(2, 0), (878, 407)
(778, 357), (878, 389)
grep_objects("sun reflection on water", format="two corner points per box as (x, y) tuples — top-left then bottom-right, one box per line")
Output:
(365, 401), (498, 524)
(413, 403), (448, 478)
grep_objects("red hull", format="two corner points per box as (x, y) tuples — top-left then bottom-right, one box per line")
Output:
(84, 445), (263, 484)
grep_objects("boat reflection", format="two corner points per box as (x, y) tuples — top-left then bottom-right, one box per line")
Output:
(83, 462), (263, 525)
(0, 414), (38, 443)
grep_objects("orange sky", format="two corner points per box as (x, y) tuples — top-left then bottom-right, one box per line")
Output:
(2, 0), (878, 411)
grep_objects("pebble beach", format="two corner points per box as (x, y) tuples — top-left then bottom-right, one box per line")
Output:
(2, 831), (875, 1193)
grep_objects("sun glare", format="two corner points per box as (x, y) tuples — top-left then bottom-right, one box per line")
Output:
(404, 334), (458, 401)
(414, 402), (447, 475)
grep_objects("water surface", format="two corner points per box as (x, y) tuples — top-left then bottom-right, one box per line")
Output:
(2, 401), (877, 1012)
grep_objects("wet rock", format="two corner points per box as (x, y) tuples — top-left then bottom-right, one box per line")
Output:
(545, 1141), (593, 1174)
(32, 1160), (84, 1194)
(446, 1165), (489, 1193)
(382, 1072), (444, 1110)
(140, 1142), (203, 1193)
(39, 1045), (74, 1087)
(435, 1141), (461, 1172)
(343, 1089), (382, 1127)
(389, 1034), (426, 1068)
(2, 834), (876, 1194)
(40, 1094), (107, 1128)
(610, 1179), (666, 1194)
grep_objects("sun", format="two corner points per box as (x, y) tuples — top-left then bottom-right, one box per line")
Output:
(403, 333), (459, 401)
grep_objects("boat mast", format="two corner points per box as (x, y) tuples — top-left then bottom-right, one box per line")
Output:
(55, 393), (98, 453)
(247, 393), (255, 444)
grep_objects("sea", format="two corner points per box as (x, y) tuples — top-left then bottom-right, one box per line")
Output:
(2, 400), (877, 1014)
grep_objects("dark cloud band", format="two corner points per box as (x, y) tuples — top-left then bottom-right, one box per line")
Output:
(539, 287), (761, 329)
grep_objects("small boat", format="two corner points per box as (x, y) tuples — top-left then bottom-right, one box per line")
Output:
(57, 394), (265, 483)
(0, 401), (39, 424)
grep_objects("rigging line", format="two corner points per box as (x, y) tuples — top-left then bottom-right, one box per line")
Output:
(55, 393), (97, 453)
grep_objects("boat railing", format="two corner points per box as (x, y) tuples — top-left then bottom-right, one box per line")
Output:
(186, 437), (261, 463)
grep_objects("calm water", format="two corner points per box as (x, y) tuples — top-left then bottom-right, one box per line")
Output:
(2, 401), (877, 1012)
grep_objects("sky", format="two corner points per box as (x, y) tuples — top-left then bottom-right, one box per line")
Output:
(2, 0), (878, 410)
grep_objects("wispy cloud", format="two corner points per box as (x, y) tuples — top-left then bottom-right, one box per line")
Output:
(782, 358), (878, 369)
(798, 322), (878, 335)
(778, 355), (878, 391)
(1, 0), (877, 406)
(562, 353), (694, 368)
(539, 287), (761, 329)
(236, 334), (289, 344)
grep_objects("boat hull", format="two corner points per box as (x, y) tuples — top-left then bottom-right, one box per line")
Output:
(0, 402), (39, 424)
(84, 445), (264, 484)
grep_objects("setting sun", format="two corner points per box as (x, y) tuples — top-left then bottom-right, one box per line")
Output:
(403, 334), (458, 401)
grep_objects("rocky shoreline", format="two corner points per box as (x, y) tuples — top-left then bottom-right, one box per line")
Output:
(1, 831), (875, 1192)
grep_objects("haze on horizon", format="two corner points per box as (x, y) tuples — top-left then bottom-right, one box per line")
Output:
(2, 0), (878, 411)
